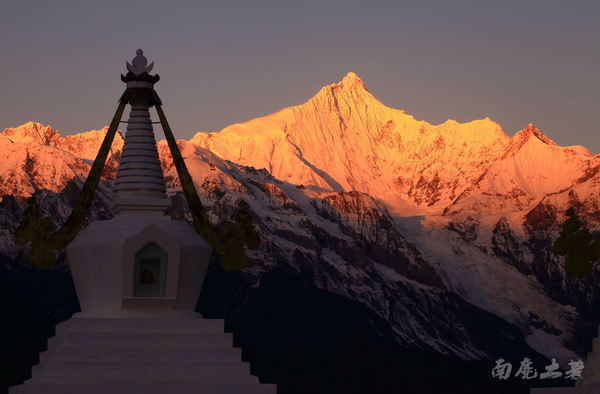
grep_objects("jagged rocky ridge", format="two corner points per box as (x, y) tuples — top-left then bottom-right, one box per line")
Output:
(2, 73), (599, 392)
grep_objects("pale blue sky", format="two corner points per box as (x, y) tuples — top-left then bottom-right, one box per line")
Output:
(1, 0), (598, 151)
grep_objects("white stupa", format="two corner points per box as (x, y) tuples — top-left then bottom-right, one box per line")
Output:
(9, 50), (275, 394)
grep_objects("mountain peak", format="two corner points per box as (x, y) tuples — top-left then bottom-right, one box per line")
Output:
(1, 122), (61, 145)
(503, 123), (559, 157)
(340, 72), (363, 87)
(310, 72), (375, 106)
(313, 72), (367, 96)
(518, 123), (557, 146)
(0, 122), (125, 162)
(334, 72), (367, 93)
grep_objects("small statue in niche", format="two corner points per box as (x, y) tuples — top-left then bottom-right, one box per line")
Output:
(141, 268), (156, 284)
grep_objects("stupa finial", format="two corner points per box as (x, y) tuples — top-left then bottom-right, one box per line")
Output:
(126, 48), (154, 75)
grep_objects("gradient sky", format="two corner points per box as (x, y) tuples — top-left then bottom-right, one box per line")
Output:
(1, 0), (599, 151)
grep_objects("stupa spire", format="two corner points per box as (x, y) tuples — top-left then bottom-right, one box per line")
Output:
(113, 49), (169, 214)
(126, 49), (154, 75)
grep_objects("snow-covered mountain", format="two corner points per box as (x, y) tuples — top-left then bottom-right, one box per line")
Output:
(188, 73), (600, 365)
(0, 122), (123, 203)
(2, 73), (599, 391)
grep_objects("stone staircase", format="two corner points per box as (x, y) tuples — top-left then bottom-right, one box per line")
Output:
(530, 326), (600, 393)
(9, 312), (276, 394)
(579, 334), (600, 385)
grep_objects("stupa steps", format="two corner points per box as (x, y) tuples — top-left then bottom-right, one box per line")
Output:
(49, 331), (233, 347)
(10, 381), (276, 394)
(114, 179), (166, 188)
(578, 336), (600, 382)
(120, 148), (160, 159)
(32, 360), (254, 381)
(531, 388), (600, 394)
(114, 170), (165, 180)
(56, 316), (225, 333)
(118, 156), (164, 167)
(40, 344), (241, 363)
(114, 165), (163, 173)
(114, 183), (167, 194)
(582, 356), (594, 381)
(9, 317), (276, 394)
(120, 133), (157, 142)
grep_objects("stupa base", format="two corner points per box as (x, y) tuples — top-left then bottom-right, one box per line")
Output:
(9, 312), (275, 394)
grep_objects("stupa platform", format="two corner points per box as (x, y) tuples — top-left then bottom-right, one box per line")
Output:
(9, 312), (275, 394)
